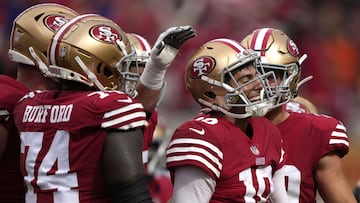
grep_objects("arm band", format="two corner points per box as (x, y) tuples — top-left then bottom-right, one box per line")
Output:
(139, 59), (166, 90)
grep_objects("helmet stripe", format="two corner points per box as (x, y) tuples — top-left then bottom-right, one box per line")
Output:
(251, 28), (273, 57)
(249, 30), (259, 50)
(49, 14), (99, 66)
(210, 38), (245, 53)
(132, 33), (151, 52)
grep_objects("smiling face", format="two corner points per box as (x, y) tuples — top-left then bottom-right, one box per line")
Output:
(227, 63), (262, 104)
(186, 38), (276, 119)
(221, 61), (266, 117)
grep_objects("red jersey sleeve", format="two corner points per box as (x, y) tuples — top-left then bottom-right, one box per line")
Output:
(166, 114), (223, 180)
(0, 75), (29, 122)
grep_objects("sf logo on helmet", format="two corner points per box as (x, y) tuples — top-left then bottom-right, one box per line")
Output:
(287, 39), (300, 57)
(190, 56), (215, 78)
(44, 15), (69, 32)
(90, 25), (120, 43)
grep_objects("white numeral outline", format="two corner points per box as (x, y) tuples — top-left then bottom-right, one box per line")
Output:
(21, 130), (79, 203)
(239, 166), (273, 202)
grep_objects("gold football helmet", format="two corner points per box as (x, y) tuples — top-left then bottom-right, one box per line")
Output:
(8, 3), (79, 67)
(241, 28), (308, 107)
(121, 33), (151, 97)
(44, 14), (133, 91)
(185, 38), (277, 118)
(127, 33), (151, 65)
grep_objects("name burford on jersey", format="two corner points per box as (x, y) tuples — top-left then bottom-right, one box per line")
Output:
(15, 90), (148, 131)
(13, 90), (147, 203)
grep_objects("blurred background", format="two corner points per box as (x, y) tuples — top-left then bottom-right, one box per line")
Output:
(1, 0), (359, 189)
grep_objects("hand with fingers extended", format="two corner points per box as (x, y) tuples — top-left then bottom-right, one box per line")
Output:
(155, 25), (196, 51)
(151, 25), (196, 68)
(140, 25), (196, 90)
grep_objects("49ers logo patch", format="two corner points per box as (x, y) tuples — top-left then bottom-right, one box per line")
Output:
(189, 56), (216, 78)
(90, 25), (121, 43)
(287, 39), (300, 57)
(44, 15), (69, 32)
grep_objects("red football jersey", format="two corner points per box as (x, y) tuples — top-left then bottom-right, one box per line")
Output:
(166, 113), (284, 202)
(13, 90), (147, 203)
(0, 75), (29, 203)
(277, 112), (349, 203)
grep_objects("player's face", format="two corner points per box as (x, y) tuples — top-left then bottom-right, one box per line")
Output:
(129, 63), (145, 75)
(265, 68), (283, 86)
(228, 63), (262, 104)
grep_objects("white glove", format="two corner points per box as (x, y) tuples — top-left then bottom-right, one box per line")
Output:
(140, 25), (196, 89)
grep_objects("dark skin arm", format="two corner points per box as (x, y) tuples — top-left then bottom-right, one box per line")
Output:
(102, 128), (145, 185)
(0, 124), (8, 160)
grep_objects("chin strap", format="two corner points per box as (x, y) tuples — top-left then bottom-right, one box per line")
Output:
(297, 75), (313, 89)
(245, 89), (275, 117)
(201, 75), (235, 93)
(198, 98), (252, 119)
(296, 53), (312, 89)
(299, 54), (308, 65)
(9, 49), (35, 66)
(28, 47), (51, 76)
(245, 100), (274, 117)
(200, 75), (274, 117)
(74, 56), (106, 91)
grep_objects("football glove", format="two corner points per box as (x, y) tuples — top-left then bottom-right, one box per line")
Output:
(140, 25), (196, 89)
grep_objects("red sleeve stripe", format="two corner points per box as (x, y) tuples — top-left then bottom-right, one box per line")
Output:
(168, 138), (223, 158)
(329, 123), (349, 146)
(103, 103), (144, 118)
(336, 123), (347, 132)
(329, 139), (349, 146)
(166, 154), (221, 178)
(117, 120), (147, 130)
(101, 111), (146, 128)
(166, 146), (222, 169)
(166, 138), (223, 178)
(331, 131), (348, 138)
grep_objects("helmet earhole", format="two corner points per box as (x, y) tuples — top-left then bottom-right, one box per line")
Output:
(103, 67), (113, 78)
(204, 92), (216, 99)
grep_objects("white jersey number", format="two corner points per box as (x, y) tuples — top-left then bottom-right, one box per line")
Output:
(280, 164), (301, 203)
(20, 130), (79, 203)
(239, 166), (273, 202)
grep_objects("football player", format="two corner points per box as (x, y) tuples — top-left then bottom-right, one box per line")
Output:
(124, 33), (156, 170)
(124, 28), (195, 170)
(241, 28), (356, 203)
(1, 4), (78, 202)
(13, 14), (152, 202)
(166, 38), (288, 202)
(125, 30), (194, 203)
